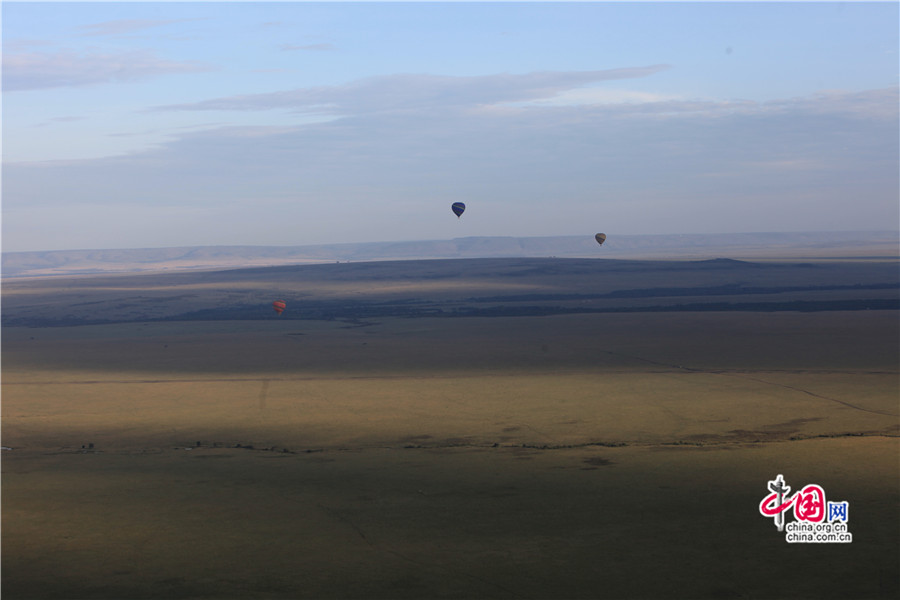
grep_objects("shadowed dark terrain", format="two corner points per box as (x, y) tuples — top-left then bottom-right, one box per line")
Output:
(3, 257), (898, 328)
(3, 255), (898, 599)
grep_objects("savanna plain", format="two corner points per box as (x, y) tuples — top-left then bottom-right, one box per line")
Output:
(2, 253), (898, 599)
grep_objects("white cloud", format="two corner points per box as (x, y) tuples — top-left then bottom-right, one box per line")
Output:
(508, 87), (682, 107)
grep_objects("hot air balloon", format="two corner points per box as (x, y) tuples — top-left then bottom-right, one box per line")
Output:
(272, 300), (286, 315)
(451, 202), (466, 218)
(595, 233), (607, 246)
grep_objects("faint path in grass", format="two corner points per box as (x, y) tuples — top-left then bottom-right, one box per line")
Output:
(314, 502), (527, 598)
(602, 350), (899, 418)
(258, 379), (269, 411)
(714, 372), (899, 417)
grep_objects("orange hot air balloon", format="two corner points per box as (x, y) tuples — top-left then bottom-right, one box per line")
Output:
(272, 300), (286, 315)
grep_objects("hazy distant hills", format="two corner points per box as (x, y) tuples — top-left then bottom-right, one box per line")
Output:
(3, 231), (897, 278)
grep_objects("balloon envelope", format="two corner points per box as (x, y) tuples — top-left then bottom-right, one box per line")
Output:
(595, 233), (607, 246)
(272, 300), (286, 315)
(451, 202), (466, 218)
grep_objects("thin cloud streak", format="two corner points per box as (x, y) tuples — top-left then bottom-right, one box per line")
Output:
(278, 43), (336, 52)
(77, 18), (204, 37)
(153, 66), (673, 115)
(2, 49), (213, 91)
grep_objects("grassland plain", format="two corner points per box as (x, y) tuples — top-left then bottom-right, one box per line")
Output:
(2, 257), (898, 599)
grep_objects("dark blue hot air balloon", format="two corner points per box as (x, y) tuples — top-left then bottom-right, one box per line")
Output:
(451, 202), (466, 218)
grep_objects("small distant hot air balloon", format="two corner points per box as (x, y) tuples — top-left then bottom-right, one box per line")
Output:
(272, 300), (286, 315)
(451, 202), (466, 218)
(595, 233), (607, 246)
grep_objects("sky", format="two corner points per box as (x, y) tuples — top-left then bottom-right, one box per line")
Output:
(2, 1), (898, 252)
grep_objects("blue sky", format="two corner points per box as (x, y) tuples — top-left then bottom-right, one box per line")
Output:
(3, 1), (898, 252)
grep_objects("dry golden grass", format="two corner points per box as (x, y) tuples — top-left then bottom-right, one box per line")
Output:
(2, 258), (898, 599)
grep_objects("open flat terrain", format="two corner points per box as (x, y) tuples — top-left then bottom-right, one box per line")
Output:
(3, 255), (898, 599)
